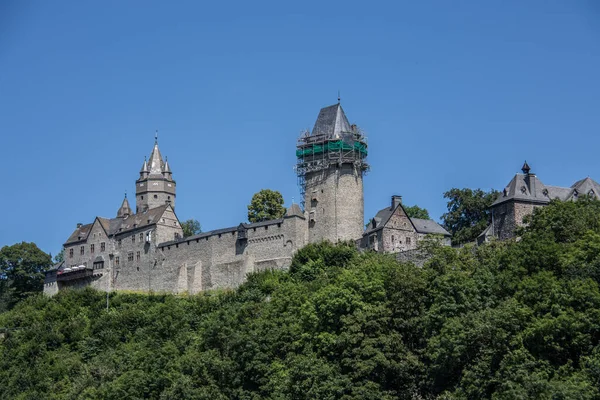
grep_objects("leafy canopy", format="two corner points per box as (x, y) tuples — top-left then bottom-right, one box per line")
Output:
(403, 204), (430, 220)
(181, 219), (202, 237)
(247, 189), (286, 223)
(441, 187), (499, 245)
(0, 242), (52, 311)
(3, 200), (600, 398)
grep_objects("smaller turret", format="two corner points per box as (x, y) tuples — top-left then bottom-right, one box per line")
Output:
(140, 156), (149, 179)
(164, 157), (172, 181)
(117, 194), (132, 218)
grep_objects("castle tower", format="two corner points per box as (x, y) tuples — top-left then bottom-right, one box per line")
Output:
(117, 194), (132, 218)
(295, 103), (369, 243)
(135, 137), (176, 213)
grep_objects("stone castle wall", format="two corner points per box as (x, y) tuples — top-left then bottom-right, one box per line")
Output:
(305, 164), (364, 243)
(492, 201), (542, 240)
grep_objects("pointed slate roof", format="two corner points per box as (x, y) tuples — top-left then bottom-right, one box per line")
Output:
(163, 157), (172, 174)
(148, 142), (164, 176)
(311, 103), (352, 139)
(285, 203), (304, 219)
(493, 173), (551, 206)
(117, 196), (132, 218)
(140, 157), (149, 173)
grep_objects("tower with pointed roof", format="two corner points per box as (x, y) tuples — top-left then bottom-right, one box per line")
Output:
(295, 102), (369, 243)
(135, 137), (176, 213)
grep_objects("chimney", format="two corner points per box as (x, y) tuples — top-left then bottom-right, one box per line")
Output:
(391, 195), (402, 210)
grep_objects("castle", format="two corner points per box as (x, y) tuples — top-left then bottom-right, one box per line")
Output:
(44, 102), (452, 295)
(478, 162), (600, 243)
(44, 102), (600, 295)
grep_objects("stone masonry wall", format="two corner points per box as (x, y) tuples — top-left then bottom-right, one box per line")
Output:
(151, 215), (307, 294)
(380, 206), (419, 253)
(136, 177), (176, 212)
(305, 163), (363, 243)
(493, 201), (541, 240)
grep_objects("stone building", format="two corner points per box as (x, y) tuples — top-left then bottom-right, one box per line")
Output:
(479, 162), (600, 242)
(361, 195), (451, 253)
(45, 102), (448, 296)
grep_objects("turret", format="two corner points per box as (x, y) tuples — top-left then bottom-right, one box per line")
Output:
(135, 134), (176, 213)
(139, 157), (149, 179)
(117, 194), (132, 218)
(295, 102), (369, 243)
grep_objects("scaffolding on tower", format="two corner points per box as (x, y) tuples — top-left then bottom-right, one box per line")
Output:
(294, 125), (369, 210)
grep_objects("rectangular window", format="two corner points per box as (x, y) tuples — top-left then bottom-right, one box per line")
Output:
(136, 251), (140, 261)
(128, 252), (134, 262)
(132, 235), (135, 244)
(80, 246), (84, 255)
(90, 244), (95, 253)
(118, 239), (122, 248)
(406, 237), (411, 245)
(139, 233), (143, 242)
(115, 257), (120, 266)
(69, 248), (73, 258)
(93, 261), (104, 270)
(101, 242), (105, 252)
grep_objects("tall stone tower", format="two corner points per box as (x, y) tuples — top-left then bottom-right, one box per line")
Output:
(135, 137), (176, 213)
(296, 102), (369, 243)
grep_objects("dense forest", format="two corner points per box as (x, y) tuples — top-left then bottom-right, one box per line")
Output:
(2, 199), (600, 399)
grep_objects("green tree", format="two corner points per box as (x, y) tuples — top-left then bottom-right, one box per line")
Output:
(404, 204), (430, 219)
(54, 249), (64, 263)
(181, 219), (202, 237)
(0, 242), (52, 310)
(441, 188), (499, 245)
(247, 189), (286, 223)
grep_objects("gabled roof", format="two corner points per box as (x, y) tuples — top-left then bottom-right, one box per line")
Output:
(311, 103), (352, 139)
(64, 223), (93, 245)
(116, 204), (171, 235)
(363, 201), (450, 237)
(64, 204), (175, 246)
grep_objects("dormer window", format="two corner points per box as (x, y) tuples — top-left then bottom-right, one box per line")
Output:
(520, 186), (527, 194)
(542, 188), (549, 196)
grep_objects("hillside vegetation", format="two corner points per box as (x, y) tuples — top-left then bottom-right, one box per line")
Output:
(3, 199), (600, 399)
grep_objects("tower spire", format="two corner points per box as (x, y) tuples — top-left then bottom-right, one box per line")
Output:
(117, 193), (132, 218)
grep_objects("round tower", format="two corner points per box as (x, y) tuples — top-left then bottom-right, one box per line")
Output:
(295, 102), (369, 243)
(135, 136), (176, 213)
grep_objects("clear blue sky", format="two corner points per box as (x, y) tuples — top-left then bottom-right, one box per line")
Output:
(1, 1), (599, 257)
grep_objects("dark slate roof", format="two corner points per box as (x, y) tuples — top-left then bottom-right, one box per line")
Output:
(311, 103), (352, 139)
(363, 203), (450, 237)
(116, 204), (170, 234)
(411, 218), (451, 236)
(64, 223), (93, 245)
(148, 142), (165, 176)
(492, 172), (600, 206)
(568, 177), (600, 200)
(64, 205), (172, 246)
(116, 196), (132, 218)
(285, 203), (304, 219)
(492, 173), (554, 206)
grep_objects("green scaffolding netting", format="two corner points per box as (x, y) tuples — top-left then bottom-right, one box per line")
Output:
(296, 140), (368, 158)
